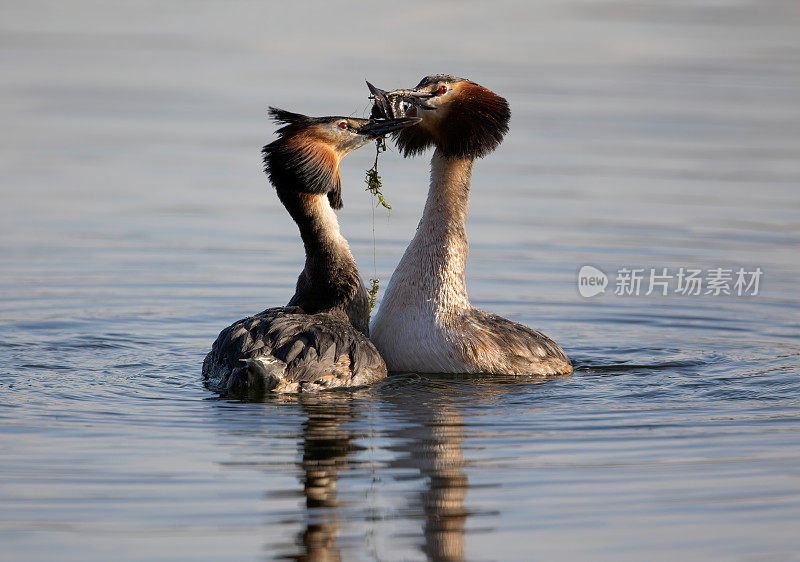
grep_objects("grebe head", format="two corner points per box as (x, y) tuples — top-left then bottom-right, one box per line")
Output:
(263, 108), (419, 208)
(367, 75), (510, 159)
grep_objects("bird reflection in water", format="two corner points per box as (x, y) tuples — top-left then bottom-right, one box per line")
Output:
(289, 394), (364, 562)
(226, 391), (471, 562)
(383, 392), (470, 562)
(412, 412), (469, 560)
(420, 410), (468, 562)
(213, 377), (550, 561)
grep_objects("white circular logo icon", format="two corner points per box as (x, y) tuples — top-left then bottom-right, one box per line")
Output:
(578, 265), (608, 298)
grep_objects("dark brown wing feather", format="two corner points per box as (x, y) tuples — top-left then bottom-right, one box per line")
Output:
(202, 306), (387, 394)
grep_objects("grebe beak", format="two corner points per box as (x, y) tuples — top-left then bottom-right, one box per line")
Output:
(354, 116), (421, 138)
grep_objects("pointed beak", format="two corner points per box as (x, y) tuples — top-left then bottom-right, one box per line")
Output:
(354, 116), (421, 138)
(366, 80), (436, 119)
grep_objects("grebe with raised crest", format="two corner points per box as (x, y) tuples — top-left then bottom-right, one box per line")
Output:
(203, 108), (419, 393)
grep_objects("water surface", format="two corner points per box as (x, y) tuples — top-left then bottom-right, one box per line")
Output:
(1, 1), (799, 560)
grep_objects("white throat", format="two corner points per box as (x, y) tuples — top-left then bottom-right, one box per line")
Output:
(306, 193), (345, 242)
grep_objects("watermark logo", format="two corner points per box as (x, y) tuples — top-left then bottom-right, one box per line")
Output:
(577, 266), (762, 298)
(577, 265), (608, 298)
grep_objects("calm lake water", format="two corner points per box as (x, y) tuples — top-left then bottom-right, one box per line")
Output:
(2, 1), (799, 560)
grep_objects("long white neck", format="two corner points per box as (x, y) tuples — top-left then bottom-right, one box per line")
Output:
(381, 148), (474, 316)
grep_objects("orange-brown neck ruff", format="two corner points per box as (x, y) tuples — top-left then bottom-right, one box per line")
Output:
(393, 81), (510, 159)
(441, 82), (509, 158)
(287, 129), (343, 208)
(263, 125), (343, 209)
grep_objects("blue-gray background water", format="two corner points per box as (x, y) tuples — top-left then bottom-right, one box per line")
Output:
(1, 1), (799, 560)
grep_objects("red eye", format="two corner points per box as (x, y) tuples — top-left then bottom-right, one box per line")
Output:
(338, 121), (347, 129)
(438, 85), (447, 94)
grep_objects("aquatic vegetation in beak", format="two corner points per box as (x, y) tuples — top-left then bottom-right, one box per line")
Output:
(364, 136), (391, 210)
(364, 136), (391, 313)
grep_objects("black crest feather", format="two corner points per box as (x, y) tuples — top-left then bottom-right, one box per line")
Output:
(268, 107), (313, 129)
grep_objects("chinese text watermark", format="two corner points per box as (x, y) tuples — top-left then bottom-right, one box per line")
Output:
(578, 266), (762, 298)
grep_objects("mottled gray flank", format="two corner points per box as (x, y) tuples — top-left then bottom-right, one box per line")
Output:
(459, 307), (573, 375)
(203, 306), (386, 395)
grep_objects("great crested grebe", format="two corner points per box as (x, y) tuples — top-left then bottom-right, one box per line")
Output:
(203, 108), (419, 393)
(367, 75), (572, 376)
